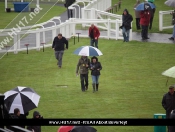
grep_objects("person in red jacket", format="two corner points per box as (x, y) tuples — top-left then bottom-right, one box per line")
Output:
(89, 24), (100, 48)
(140, 10), (151, 40)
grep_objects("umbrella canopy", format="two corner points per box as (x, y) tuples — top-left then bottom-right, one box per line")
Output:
(162, 66), (175, 78)
(4, 86), (40, 114)
(57, 126), (74, 132)
(73, 46), (103, 56)
(136, 2), (156, 11)
(70, 126), (97, 132)
(165, 0), (175, 8)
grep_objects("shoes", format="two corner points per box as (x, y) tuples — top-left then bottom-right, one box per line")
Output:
(142, 38), (146, 40)
(169, 37), (174, 40)
(58, 66), (61, 68)
(85, 86), (88, 90)
(145, 37), (150, 39)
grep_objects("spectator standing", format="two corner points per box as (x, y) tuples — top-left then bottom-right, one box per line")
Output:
(52, 33), (68, 68)
(148, 0), (156, 30)
(64, 0), (75, 19)
(90, 56), (102, 93)
(76, 56), (90, 92)
(89, 24), (100, 48)
(121, 9), (133, 42)
(27, 111), (43, 132)
(169, 10), (175, 41)
(140, 10), (150, 40)
(162, 85), (175, 132)
(134, 0), (141, 30)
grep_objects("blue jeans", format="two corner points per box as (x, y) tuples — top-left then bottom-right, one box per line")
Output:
(122, 27), (130, 42)
(55, 50), (64, 67)
(172, 24), (175, 38)
(91, 75), (99, 84)
(90, 39), (98, 48)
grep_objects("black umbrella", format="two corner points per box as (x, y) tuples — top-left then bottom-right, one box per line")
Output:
(4, 86), (40, 114)
(70, 126), (97, 132)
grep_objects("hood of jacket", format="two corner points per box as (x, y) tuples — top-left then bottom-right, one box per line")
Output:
(33, 111), (40, 118)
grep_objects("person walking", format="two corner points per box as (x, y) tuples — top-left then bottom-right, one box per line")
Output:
(27, 111), (43, 132)
(89, 24), (100, 48)
(90, 56), (102, 93)
(52, 33), (68, 68)
(140, 9), (151, 40)
(76, 56), (90, 92)
(162, 85), (175, 132)
(120, 9), (133, 42)
(134, 0), (141, 30)
(169, 10), (175, 41)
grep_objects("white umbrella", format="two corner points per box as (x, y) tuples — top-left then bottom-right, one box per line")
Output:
(73, 46), (103, 56)
(165, 0), (175, 7)
(162, 66), (175, 85)
(4, 86), (40, 114)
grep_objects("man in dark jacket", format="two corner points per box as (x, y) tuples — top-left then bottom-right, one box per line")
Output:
(27, 111), (43, 132)
(162, 85), (175, 132)
(121, 9), (133, 42)
(76, 56), (90, 92)
(52, 33), (68, 68)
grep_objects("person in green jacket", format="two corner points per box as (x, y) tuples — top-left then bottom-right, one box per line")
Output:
(76, 56), (90, 92)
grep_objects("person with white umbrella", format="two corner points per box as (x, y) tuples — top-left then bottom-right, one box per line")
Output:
(76, 56), (90, 92)
(90, 56), (102, 93)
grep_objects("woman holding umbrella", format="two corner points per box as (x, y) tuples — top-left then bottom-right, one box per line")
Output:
(90, 56), (102, 93)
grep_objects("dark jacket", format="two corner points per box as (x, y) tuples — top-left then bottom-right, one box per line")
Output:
(121, 9), (133, 30)
(27, 111), (43, 132)
(169, 110), (175, 132)
(162, 92), (175, 118)
(76, 57), (90, 74)
(64, 0), (75, 7)
(52, 36), (68, 51)
(90, 57), (102, 76)
(140, 10), (151, 26)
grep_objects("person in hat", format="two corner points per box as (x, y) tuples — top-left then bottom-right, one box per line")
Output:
(76, 56), (90, 92)
(90, 56), (102, 93)
(162, 85), (175, 132)
(27, 111), (43, 132)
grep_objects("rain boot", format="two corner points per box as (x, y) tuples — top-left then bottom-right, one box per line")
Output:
(96, 84), (99, 91)
(92, 83), (95, 93)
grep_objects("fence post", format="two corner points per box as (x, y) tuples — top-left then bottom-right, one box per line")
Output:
(52, 28), (56, 41)
(17, 34), (20, 49)
(159, 11), (163, 31)
(91, 8), (96, 19)
(115, 19), (119, 40)
(107, 19), (111, 39)
(36, 32), (40, 51)
(13, 34), (18, 54)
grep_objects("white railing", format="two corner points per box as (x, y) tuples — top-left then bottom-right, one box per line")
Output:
(159, 10), (173, 31)
(0, 18), (131, 54)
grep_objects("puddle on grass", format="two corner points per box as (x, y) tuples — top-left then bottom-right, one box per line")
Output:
(56, 85), (68, 88)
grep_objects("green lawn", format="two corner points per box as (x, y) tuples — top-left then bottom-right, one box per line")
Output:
(0, 0), (175, 132)
(0, 1), (66, 29)
(0, 38), (174, 132)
